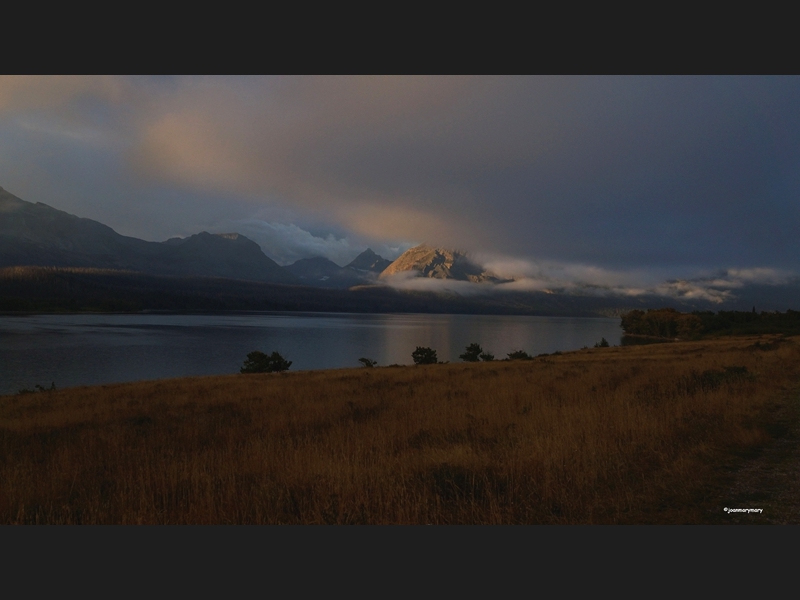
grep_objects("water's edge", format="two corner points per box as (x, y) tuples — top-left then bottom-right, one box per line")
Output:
(1, 312), (623, 395)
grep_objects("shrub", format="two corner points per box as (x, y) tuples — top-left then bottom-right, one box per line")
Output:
(506, 350), (532, 360)
(459, 343), (483, 362)
(358, 357), (378, 368)
(240, 351), (292, 373)
(594, 338), (610, 348)
(479, 352), (495, 362)
(412, 346), (438, 365)
(17, 382), (56, 395)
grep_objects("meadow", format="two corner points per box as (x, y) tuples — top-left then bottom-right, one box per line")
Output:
(2, 334), (799, 524)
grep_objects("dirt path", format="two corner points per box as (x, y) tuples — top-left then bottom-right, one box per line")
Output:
(702, 386), (800, 524)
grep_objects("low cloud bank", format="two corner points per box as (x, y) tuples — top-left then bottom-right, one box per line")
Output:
(379, 271), (497, 296)
(380, 253), (797, 304)
(222, 219), (357, 266)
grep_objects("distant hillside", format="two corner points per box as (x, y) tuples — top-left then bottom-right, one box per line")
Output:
(283, 256), (366, 288)
(0, 187), (295, 284)
(380, 244), (508, 283)
(153, 231), (294, 283)
(281, 249), (394, 289)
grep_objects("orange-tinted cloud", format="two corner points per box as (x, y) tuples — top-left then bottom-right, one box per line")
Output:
(0, 75), (126, 113)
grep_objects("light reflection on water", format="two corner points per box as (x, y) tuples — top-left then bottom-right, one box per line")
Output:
(0, 312), (623, 395)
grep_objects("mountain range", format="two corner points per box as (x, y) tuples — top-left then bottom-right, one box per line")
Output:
(0, 186), (502, 289)
(3, 185), (800, 314)
(0, 187), (295, 283)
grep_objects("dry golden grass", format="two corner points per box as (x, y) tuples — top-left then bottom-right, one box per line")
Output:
(2, 335), (800, 524)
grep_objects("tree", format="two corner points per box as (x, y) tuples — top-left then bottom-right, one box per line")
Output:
(358, 357), (378, 368)
(240, 351), (292, 373)
(676, 314), (703, 340)
(594, 338), (610, 348)
(620, 310), (645, 335)
(479, 352), (495, 361)
(412, 346), (438, 365)
(459, 343), (483, 362)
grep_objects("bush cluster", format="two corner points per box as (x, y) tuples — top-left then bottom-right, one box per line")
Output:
(239, 340), (598, 373)
(240, 351), (292, 373)
(459, 343), (495, 362)
(412, 347), (438, 365)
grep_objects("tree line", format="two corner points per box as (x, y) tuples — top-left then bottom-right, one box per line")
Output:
(620, 308), (800, 339)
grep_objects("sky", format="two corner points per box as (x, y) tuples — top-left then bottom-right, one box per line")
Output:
(2, 75), (800, 300)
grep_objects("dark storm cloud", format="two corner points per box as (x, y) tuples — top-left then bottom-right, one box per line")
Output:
(467, 77), (800, 270)
(2, 75), (800, 289)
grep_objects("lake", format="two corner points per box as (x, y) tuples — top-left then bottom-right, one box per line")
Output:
(0, 312), (623, 396)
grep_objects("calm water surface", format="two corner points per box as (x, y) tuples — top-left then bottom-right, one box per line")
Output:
(0, 312), (622, 395)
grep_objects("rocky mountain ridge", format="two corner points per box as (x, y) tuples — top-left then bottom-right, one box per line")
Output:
(379, 244), (509, 284)
(345, 248), (392, 273)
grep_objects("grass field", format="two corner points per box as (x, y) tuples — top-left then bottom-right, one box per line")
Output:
(2, 334), (799, 524)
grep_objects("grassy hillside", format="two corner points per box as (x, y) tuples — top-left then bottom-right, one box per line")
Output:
(2, 335), (799, 524)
